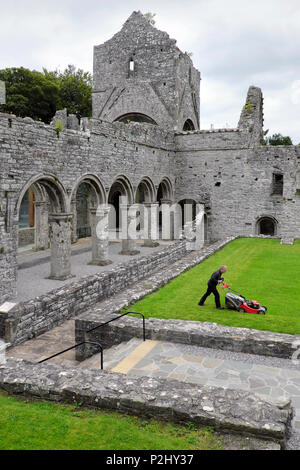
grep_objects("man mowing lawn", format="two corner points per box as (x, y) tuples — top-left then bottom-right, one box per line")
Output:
(198, 265), (227, 310)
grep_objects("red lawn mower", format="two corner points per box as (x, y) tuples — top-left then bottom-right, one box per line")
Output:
(221, 283), (267, 315)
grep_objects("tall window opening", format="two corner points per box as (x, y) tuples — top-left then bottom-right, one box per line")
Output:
(272, 173), (283, 195)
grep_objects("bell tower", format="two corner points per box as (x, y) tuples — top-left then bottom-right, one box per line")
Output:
(92, 11), (201, 131)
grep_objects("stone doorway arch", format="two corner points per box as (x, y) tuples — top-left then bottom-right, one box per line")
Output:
(256, 216), (278, 236)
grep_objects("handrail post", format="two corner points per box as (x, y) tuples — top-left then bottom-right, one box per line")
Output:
(125, 312), (146, 342)
(84, 341), (103, 370)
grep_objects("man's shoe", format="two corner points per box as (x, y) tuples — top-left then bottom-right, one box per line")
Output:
(216, 307), (224, 310)
(198, 303), (204, 306)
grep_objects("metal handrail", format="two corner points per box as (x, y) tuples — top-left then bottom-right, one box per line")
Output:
(38, 341), (103, 369)
(37, 311), (145, 370)
(86, 311), (146, 342)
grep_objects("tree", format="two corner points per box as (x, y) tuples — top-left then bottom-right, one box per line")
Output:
(0, 65), (93, 124)
(44, 65), (92, 120)
(0, 67), (59, 123)
(263, 131), (293, 146)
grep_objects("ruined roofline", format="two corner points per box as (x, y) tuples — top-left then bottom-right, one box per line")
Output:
(175, 128), (240, 135)
(93, 10), (192, 62)
(94, 11), (176, 48)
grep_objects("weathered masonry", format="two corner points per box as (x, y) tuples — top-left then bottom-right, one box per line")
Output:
(1, 11), (300, 306)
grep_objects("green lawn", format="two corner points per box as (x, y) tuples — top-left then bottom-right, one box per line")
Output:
(0, 393), (222, 450)
(125, 238), (300, 335)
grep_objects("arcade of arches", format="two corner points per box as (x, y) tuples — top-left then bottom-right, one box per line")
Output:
(17, 175), (207, 282)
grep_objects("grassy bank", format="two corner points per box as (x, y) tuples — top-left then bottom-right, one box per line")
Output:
(125, 238), (300, 335)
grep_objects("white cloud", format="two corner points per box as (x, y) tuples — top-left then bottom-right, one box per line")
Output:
(0, 0), (299, 141)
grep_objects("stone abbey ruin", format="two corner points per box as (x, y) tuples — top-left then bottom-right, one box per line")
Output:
(1, 11), (299, 306)
(0, 11), (299, 448)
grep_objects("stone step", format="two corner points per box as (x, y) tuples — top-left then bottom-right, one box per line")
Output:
(77, 337), (144, 371)
(280, 238), (294, 245)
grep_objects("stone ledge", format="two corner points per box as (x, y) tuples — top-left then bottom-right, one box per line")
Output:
(0, 358), (292, 447)
(76, 314), (300, 362)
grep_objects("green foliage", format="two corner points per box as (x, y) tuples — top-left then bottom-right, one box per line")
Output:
(0, 393), (223, 450)
(54, 119), (64, 137)
(0, 65), (92, 124)
(44, 65), (92, 120)
(144, 12), (156, 25)
(125, 238), (300, 335)
(244, 102), (253, 113)
(263, 131), (293, 146)
(0, 67), (59, 123)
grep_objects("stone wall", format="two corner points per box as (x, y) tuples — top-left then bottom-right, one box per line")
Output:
(18, 227), (34, 247)
(0, 111), (176, 303)
(0, 358), (293, 447)
(77, 313), (300, 362)
(92, 11), (200, 131)
(174, 135), (300, 240)
(1, 12), (300, 307)
(0, 241), (188, 347)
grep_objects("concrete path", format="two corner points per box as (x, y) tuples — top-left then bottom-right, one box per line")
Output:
(16, 238), (172, 301)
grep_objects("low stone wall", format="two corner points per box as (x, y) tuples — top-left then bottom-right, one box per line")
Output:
(0, 358), (292, 447)
(18, 228), (34, 247)
(1, 241), (188, 347)
(76, 314), (300, 362)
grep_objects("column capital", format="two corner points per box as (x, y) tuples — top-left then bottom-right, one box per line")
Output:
(144, 201), (159, 208)
(49, 213), (73, 222)
(160, 199), (173, 205)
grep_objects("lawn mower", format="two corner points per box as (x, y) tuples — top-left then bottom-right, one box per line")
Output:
(221, 283), (267, 315)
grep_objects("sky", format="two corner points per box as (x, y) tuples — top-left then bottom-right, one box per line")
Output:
(0, 0), (300, 142)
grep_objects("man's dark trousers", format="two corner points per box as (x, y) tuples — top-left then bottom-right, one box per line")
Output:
(199, 284), (221, 308)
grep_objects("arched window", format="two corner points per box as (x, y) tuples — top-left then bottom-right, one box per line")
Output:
(183, 119), (195, 131)
(114, 113), (157, 125)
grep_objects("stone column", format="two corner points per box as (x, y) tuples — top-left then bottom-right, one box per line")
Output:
(70, 199), (78, 244)
(160, 199), (175, 241)
(34, 201), (49, 251)
(88, 207), (112, 266)
(0, 190), (17, 302)
(143, 202), (159, 247)
(119, 204), (140, 255)
(185, 204), (205, 251)
(48, 213), (73, 280)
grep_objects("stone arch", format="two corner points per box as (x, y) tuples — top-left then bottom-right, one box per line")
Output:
(114, 113), (157, 126)
(16, 174), (68, 251)
(156, 178), (174, 238)
(108, 175), (134, 235)
(156, 177), (174, 203)
(135, 177), (156, 203)
(15, 174), (73, 281)
(183, 119), (195, 131)
(70, 174), (106, 206)
(177, 198), (198, 228)
(134, 177), (157, 239)
(16, 174), (67, 216)
(256, 215), (278, 236)
(70, 174), (106, 241)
